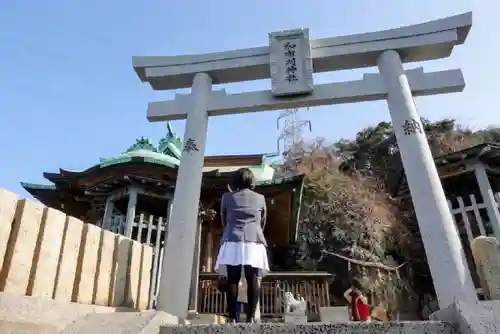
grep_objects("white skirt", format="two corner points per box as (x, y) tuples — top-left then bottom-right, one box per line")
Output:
(214, 241), (269, 277)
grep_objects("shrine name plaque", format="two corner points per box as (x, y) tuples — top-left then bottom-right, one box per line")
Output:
(269, 28), (314, 97)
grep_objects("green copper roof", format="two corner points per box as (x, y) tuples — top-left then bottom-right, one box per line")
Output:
(20, 182), (56, 190)
(99, 122), (182, 168)
(256, 176), (300, 186)
(21, 121), (284, 192)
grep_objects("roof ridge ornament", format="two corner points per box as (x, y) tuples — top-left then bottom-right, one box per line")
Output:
(99, 125), (184, 164)
(125, 137), (158, 153)
(167, 121), (174, 137)
(158, 121), (183, 158)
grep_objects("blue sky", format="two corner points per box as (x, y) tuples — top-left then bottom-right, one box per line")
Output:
(0, 0), (497, 199)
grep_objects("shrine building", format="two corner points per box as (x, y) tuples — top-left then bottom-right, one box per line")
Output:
(21, 123), (332, 319)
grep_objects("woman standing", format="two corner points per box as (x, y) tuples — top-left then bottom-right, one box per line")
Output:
(215, 168), (269, 323)
(344, 279), (371, 322)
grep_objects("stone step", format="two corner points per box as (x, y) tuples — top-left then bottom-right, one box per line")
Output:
(60, 310), (180, 334)
(0, 292), (135, 332)
(160, 321), (455, 334)
(0, 320), (58, 334)
(188, 314), (227, 325)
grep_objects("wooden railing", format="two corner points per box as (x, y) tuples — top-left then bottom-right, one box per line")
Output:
(198, 272), (333, 319)
(447, 193), (500, 290)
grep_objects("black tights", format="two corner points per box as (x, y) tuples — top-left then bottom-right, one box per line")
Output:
(226, 265), (260, 321)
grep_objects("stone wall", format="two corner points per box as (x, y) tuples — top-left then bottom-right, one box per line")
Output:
(471, 235), (500, 300)
(0, 188), (153, 310)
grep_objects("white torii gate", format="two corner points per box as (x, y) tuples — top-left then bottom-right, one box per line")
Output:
(133, 12), (477, 319)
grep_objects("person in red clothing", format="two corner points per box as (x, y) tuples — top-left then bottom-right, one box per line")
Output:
(344, 279), (371, 322)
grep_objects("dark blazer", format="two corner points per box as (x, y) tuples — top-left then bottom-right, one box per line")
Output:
(220, 188), (267, 246)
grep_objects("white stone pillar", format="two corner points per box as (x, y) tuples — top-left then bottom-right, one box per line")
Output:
(102, 197), (114, 230)
(156, 72), (212, 318)
(377, 50), (477, 307)
(204, 227), (213, 271)
(188, 219), (203, 313)
(473, 162), (500, 239)
(125, 187), (138, 238)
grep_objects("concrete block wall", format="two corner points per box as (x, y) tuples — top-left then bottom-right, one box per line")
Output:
(471, 235), (500, 300)
(0, 188), (153, 310)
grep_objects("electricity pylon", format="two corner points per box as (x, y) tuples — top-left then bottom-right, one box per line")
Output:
(276, 108), (312, 161)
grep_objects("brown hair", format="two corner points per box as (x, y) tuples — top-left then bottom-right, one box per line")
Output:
(231, 168), (256, 190)
(351, 279), (363, 290)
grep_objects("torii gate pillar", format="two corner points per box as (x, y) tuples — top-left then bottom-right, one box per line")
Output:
(377, 49), (477, 307)
(155, 72), (212, 317)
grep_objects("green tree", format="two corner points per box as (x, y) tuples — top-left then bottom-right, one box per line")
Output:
(277, 139), (411, 312)
(279, 118), (500, 316)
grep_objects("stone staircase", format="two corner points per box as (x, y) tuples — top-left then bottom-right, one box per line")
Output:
(0, 320), (455, 334)
(159, 321), (456, 334)
(2, 292), (497, 333)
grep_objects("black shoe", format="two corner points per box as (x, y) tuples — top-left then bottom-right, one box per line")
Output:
(228, 318), (237, 324)
(245, 317), (256, 323)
